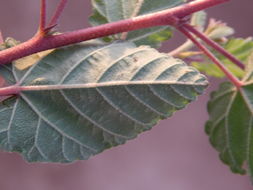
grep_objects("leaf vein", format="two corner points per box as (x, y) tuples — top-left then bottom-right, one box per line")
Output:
(148, 85), (181, 108)
(59, 43), (116, 84)
(246, 116), (253, 178)
(224, 93), (238, 168)
(125, 86), (167, 117)
(7, 99), (19, 146)
(34, 118), (49, 161)
(60, 90), (129, 139)
(20, 94), (98, 153)
(96, 87), (148, 126)
(97, 47), (150, 82)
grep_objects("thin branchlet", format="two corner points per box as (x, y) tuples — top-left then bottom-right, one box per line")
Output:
(178, 25), (243, 88)
(39, 0), (47, 34)
(183, 23), (245, 70)
(48, 0), (68, 28)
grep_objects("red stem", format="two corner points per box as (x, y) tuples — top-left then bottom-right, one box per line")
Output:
(0, 85), (21, 96)
(183, 23), (245, 69)
(178, 25), (242, 88)
(39, 0), (47, 34)
(48, 0), (68, 28)
(0, 0), (228, 65)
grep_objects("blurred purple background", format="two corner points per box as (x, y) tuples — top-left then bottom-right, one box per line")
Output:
(0, 1), (253, 190)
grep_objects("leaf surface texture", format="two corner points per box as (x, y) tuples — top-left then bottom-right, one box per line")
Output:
(0, 41), (207, 162)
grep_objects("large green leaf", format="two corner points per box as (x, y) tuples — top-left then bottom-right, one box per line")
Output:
(0, 41), (207, 163)
(206, 55), (253, 181)
(89, 0), (185, 47)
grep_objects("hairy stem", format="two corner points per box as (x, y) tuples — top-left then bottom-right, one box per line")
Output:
(0, 85), (21, 96)
(0, 0), (229, 65)
(183, 23), (245, 69)
(178, 25), (242, 88)
(121, 0), (145, 40)
(48, 0), (68, 28)
(39, 0), (47, 34)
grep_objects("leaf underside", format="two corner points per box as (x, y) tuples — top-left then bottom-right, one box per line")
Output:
(0, 41), (207, 163)
(89, 0), (186, 47)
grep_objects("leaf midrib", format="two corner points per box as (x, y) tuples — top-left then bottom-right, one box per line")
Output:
(224, 92), (238, 168)
(18, 81), (207, 93)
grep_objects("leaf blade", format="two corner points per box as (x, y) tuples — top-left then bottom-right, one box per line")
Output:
(0, 41), (207, 163)
(206, 57), (253, 181)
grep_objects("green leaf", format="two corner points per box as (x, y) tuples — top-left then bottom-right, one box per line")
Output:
(89, 0), (185, 47)
(0, 37), (20, 51)
(192, 38), (253, 78)
(0, 41), (207, 163)
(206, 57), (253, 181)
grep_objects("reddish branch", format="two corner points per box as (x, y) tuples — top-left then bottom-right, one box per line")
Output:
(0, 0), (229, 65)
(183, 23), (245, 69)
(39, 0), (68, 34)
(0, 85), (21, 96)
(1, 0), (242, 94)
(48, 0), (68, 28)
(39, 0), (47, 34)
(178, 25), (243, 88)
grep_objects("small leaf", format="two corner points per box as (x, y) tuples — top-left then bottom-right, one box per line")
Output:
(204, 19), (234, 40)
(244, 52), (253, 79)
(206, 57), (253, 181)
(192, 38), (253, 78)
(89, 0), (185, 47)
(0, 37), (20, 51)
(0, 41), (207, 163)
(190, 11), (207, 32)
